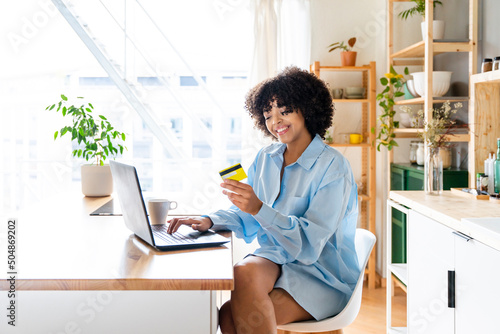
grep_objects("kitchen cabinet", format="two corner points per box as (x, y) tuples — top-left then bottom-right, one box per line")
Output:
(454, 233), (500, 333)
(391, 163), (468, 191)
(390, 163), (468, 263)
(310, 61), (377, 288)
(407, 210), (454, 334)
(407, 209), (500, 334)
(387, 191), (500, 334)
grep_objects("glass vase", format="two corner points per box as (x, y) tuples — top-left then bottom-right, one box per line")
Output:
(425, 147), (443, 195)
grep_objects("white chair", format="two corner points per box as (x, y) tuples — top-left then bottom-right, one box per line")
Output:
(277, 228), (376, 334)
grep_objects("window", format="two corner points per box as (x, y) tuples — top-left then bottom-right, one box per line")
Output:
(1, 0), (253, 214)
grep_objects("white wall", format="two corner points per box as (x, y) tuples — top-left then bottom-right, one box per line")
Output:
(310, 0), (388, 277)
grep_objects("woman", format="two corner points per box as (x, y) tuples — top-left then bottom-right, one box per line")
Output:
(167, 66), (359, 334)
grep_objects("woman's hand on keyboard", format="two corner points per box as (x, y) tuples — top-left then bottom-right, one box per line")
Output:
(166, 216), (213, 234)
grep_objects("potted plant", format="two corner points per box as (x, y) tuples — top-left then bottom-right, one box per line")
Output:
(372, 66), (409, 151)
(46, 94), (127, 197)
(398, 0), (444, 40)
(328, 37), (357, 67)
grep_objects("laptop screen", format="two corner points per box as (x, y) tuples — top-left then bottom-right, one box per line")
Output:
(110, 161), (155, 245)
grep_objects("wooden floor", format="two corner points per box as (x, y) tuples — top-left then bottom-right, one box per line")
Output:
(344, 284), (406, 334)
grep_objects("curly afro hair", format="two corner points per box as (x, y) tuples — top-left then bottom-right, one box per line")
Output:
(244, 66), (334, 140)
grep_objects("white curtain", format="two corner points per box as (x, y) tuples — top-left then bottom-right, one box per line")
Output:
(248, 0), (311, 86)
(276, 0), (311, 72)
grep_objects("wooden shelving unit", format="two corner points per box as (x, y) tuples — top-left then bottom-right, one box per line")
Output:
(310, 61), (377, 289)
(386, 1), (478, 333)
(469, 70), (500, 186)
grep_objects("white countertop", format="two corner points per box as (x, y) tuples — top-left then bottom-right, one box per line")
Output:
(390, 191), (500, 251)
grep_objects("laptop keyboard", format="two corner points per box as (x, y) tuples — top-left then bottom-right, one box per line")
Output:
(151, 225), (197, 244)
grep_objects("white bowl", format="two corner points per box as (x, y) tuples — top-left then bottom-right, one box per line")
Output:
(406, 79), (419, 97)
(345, 87), (365, 97)
(412, 71), (452, 97)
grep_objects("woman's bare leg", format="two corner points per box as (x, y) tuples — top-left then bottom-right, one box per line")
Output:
(219, 256), (313, 334)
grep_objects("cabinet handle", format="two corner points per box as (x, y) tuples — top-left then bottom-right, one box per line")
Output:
(448, 270), (455, 308)
(452, 231), (473, 242)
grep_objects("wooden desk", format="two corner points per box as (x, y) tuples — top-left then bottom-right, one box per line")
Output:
(0, 193), (233, 333)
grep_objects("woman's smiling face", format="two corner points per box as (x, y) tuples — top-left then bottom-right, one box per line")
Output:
(263, 100), (311, 146)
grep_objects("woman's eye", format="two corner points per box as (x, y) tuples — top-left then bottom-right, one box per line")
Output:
(264, 115), (271, 121)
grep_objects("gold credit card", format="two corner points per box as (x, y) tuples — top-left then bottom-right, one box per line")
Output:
(219, 163), (247, 181)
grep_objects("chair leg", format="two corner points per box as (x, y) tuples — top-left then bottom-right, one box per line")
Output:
(277, 330), (343, 334)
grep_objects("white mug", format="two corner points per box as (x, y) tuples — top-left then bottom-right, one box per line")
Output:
(147, 199), (178, 225)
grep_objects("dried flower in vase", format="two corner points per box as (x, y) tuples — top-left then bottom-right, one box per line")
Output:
(400, 101), (464, 149)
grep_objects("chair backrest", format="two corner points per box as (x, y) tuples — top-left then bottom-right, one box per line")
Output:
(277, 228), (376, 332)
(331, 228), (376, 327)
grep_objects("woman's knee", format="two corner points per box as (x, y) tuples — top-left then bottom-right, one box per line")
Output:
(233, 257), (280, 290)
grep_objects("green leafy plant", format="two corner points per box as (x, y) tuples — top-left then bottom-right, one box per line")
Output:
(398, 0), (442, 20)
(372, 66), (409, 151)
(46, 94), (127, 166)
(328, 37), (357, 53)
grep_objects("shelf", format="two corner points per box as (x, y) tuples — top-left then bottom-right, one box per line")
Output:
(327, 142), (372, 148)
(333, 98), (369, 103)
(470, 70), (500, 84)
(393, 129), (470, 142)
(310, 65), (371, 72)
(388, 327), (407, 334)
(394, 96), (469, 105)
(389, 263), (408, 286)
(390, 40), (473, 60)
(314, 61), (377, 289)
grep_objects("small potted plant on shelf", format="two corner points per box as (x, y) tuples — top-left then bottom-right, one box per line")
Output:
(45, 94), (127, 197)
(328, 37), (357, 67)
(373, 66), (409, 151)
(398, 0), (444, 40)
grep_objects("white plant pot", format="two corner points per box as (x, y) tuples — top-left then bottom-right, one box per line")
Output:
(81, 164), (113, 197)
(421, 20), (445, 40)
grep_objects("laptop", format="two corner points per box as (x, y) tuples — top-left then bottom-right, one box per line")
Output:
(109, 161), (229, 251)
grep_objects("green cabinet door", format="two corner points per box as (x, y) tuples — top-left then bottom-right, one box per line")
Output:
(390, 163), (468, 263)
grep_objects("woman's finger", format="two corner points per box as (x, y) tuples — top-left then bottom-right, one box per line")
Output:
(167, 217), (191, 234)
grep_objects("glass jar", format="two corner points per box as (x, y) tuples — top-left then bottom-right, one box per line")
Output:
(409, 141), (418, 164)
(482, 58), (493, 73)
(439, 146), (452, 169)
(425, 147), (443, 195)
(494, 57), (500, 71)
(416, 143), (425, 166)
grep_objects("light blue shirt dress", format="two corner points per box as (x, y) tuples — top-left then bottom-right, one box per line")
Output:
(208, 134), (360, 320)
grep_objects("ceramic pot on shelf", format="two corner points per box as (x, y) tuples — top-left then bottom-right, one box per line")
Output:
(421, 20), (445, 40)
(340, 51), (357, 66)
